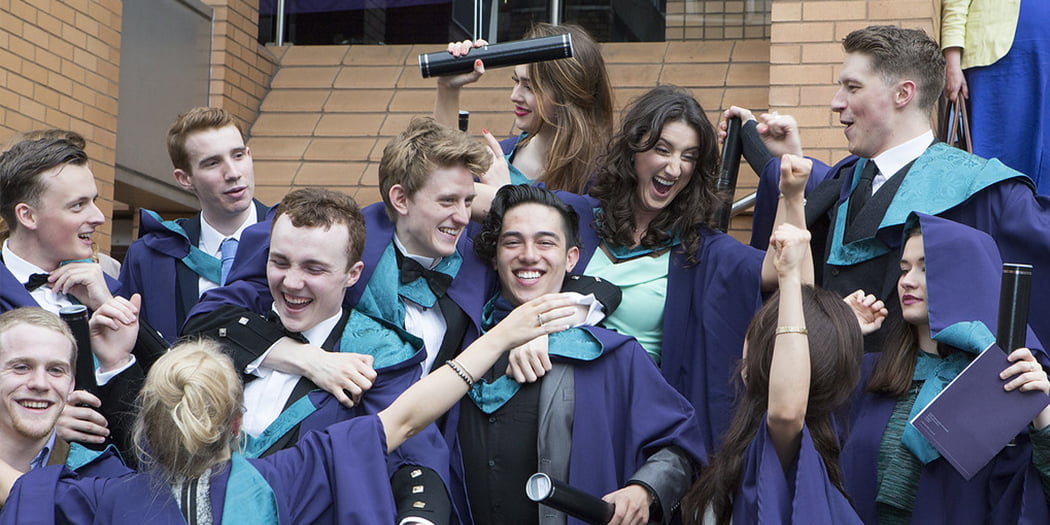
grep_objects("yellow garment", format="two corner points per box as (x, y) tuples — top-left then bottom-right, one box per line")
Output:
(941, 0), (1020, 69)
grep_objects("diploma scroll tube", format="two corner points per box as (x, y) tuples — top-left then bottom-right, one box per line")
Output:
(997, 263), (1033, 354)
(419, 34), (574, 78)
(716, 116), (743, 232)
(526, 472), (614, 524)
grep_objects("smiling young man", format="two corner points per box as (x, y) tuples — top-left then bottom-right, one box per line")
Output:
(449, 184), (705, 525)
(119, 108), (270, 343)
(1, 134), (114, 314)
(0, 309), (76, 476)
(0, 308), (131, 506)
(736, 25), (1050, 349)
(0, 132), (172, 470)
(186, 117), (494, 401)
(184, 188), (454, 524)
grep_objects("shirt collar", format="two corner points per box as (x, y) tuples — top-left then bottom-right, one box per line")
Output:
(29, 431), (59, 470)
(199, 209), (258, 256)
(2, 240), (50, 285)
(270, 304), (344, 347)
(872, 130), (935, 179)
(393, 234), (440, 270)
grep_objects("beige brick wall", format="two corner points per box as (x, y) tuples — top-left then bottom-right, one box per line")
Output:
(769, 0), (939, 166)
(0, 0), (122, 250)
(246, 39), (769, 243)
(0, 0), (943, 249)
(201, 0), (279, 130)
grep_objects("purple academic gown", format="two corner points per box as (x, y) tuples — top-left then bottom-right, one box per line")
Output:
(443, 326), (707, 525)
(187, 202), (491, 344)
(181, 308), (451, 487)
(733, 419), (862, 524)
(764, 145), (1050, 351)
(840, 214), (1050, 524)
(280, 349), (450, 483)
(557, 191), (764, 450)
(119, 201), (270, 344)
(1, 416), (396, 525)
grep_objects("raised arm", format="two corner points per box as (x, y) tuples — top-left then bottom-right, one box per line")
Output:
(378, 293), (578, 452)
(433, 40), (487, 127)
(765, 224), (812, 472)
(761, 154), (814, 290)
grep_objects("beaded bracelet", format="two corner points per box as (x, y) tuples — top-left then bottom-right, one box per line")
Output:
(446, 359), (476, 387)
(774, 326), (808, 335)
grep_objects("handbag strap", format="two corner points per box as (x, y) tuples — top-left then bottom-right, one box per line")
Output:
(944, 98), (973, 153)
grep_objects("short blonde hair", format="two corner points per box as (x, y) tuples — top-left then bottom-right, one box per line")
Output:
(0, 307), (77, 366)
(378, 117), (491, 222)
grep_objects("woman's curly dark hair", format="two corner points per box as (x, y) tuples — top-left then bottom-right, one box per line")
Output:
(474, 185), (581, 266)
(588, 85), (721, 265)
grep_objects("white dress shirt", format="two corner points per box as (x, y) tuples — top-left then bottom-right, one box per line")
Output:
(393, 235), (448, 374)
(3, 240), (75, 313)
(870, 130), (935, 194)
(241, 309), (342, 438)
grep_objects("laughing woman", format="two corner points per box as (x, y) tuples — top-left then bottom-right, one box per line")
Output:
(558, 85), (767, 449)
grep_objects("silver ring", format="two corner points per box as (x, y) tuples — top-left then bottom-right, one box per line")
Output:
(537, 314), (544, 326)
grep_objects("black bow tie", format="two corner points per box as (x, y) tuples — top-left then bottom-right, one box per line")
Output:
(264, 310), (309, 343)
(24, 273), (51, 292)
(398, 253), (452, 299)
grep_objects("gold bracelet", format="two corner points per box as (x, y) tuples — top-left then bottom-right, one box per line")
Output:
(446, 359), (476, 387)
(775, 326), (808, 335)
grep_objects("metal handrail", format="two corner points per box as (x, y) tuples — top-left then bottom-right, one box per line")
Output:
(276, 0), (286, 46)
(731, 192), (756, 216)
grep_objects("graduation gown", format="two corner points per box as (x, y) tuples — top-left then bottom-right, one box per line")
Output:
(0, 261), (156, 463)
(557, 191), (764, 450)
(1, 416), (397, 525)
(732, 419), (861, 524)
(795, 144), (1050, 350)
(184, 306), (453, 520)
(839, 213), (1050, 524)
(444, 326), (708, 525)
(118, 200), (270, 344)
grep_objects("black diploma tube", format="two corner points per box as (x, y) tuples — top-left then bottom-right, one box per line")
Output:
(459, 110), (470, 132)
(716, 116), (743, 232)
(526, 473), (614, 524)
(419, 34), (574, 78)
(997, 263), (1033, 354)
(60, 305), (99, 395)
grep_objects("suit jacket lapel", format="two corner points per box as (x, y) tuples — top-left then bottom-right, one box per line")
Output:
(843, 160), (914, 244)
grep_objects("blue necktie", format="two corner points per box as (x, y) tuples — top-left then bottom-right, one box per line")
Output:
(220, 237), (239, 285)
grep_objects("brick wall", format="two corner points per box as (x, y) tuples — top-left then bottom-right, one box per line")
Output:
(246, 40), (769, 242)
(0, 0), (122, 250)
(201, 0), (279, 130)
(769, 0), (938, 166)
(667, 0), (772, 41)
